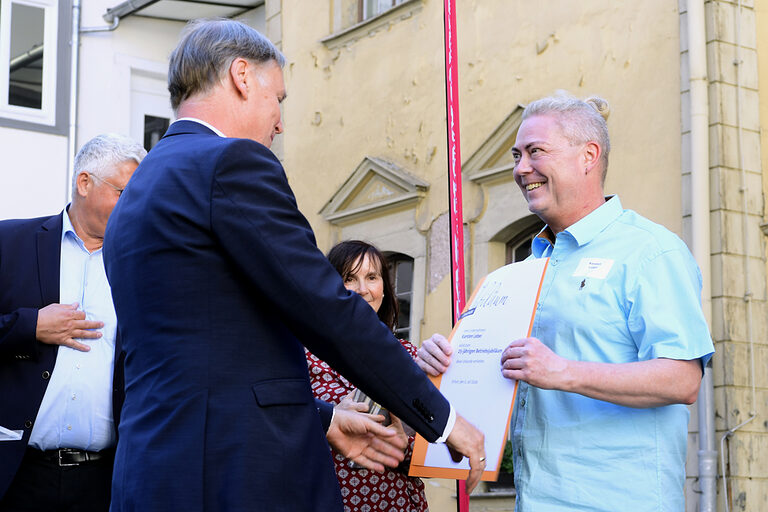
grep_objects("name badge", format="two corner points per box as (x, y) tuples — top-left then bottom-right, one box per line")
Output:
(572, 258), (614, 279)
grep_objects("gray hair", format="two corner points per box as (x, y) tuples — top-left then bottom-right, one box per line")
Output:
(72, 133), (146, 194)
(522, 93), (611, 181)
(168, 18), (285, 111)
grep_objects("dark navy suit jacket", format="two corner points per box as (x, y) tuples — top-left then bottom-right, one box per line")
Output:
(0, 213), (124, 498)
(103, 121), (450, 512)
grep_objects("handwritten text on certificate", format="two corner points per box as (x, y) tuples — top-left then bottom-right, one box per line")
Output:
(410, 257), (549, 480)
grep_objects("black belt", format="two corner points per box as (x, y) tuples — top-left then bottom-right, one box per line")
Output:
(27, 447), (114, 467)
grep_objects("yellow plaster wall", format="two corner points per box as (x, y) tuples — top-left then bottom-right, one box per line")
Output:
(758, 1), (768, 227)
(280, 0), (684, 342)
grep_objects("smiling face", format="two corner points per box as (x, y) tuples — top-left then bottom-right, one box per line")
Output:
(511, 114), (604, 233)
(343, 254), (385, 314)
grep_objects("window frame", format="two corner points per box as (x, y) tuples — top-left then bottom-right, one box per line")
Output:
(358, 0), (405, 23)
(386, 251), (414, 341)
(505, 221), (545, 264)
(0, 0), (70, 134)
(323, 0), (422, 50)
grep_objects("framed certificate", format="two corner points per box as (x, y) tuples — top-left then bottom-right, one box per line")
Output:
(409, 258), (549, 481)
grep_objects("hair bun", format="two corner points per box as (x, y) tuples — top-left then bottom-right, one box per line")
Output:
(585, 96), (610, 120)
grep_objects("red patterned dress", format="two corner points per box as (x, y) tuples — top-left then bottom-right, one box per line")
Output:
(306, 340), (429, 512)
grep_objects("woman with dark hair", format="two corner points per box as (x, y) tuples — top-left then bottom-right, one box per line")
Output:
(305, 240), (429, 512)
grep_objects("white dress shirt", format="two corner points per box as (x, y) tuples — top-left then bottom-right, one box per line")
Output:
(28, 209), (117, 451)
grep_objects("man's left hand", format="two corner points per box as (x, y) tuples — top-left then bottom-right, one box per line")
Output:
(326, 407), (407, 472)
(501, 337), (703, 408)
(501, 337), (568, 389)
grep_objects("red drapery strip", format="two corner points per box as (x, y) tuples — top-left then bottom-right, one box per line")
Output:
(442, 0), (469, 510)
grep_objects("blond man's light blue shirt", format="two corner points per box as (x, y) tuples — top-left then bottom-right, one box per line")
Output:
(512, 196), (714, 512)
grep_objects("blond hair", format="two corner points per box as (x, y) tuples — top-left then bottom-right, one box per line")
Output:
(523, 92), (611, 181)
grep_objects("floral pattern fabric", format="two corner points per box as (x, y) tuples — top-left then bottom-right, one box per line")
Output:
(306, 340), (429, 512)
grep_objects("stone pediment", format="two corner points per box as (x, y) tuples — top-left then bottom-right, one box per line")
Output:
(465, 105), (524, 184)
(320, 157), (429, 224)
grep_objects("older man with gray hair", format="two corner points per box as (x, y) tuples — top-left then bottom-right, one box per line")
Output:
(0, 133), (145, 512)
(104, 18), (485, 512)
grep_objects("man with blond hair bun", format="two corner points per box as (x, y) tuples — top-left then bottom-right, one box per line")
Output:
(417, 93), (714, 511)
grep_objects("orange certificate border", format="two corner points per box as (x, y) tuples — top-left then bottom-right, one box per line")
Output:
(408, 258), (550, 481)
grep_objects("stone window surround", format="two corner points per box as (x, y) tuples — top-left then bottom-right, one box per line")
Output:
(321, 0), (422, 50)
(0, 0), (69, 134)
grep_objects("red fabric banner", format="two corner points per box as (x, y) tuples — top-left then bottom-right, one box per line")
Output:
(443, 0), (469, 509)
(443, 0), (466, 324)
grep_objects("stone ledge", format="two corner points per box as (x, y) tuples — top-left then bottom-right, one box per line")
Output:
(321, 0), (422, 50)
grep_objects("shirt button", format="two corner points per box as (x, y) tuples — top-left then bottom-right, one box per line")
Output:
(520, 398), (526, 407)
(41, 371), (50, 379)
(67, 425), (72, 431)
(72, 393), (77, 400)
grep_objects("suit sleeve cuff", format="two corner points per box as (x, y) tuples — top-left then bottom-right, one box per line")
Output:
(433, 404), (456, 443)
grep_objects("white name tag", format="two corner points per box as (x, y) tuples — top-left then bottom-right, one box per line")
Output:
(572, 258), (614, 279)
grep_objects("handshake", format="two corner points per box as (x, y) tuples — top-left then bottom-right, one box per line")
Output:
(326, 336), (486, 493)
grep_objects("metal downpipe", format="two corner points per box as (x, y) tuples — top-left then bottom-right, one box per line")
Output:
(686, 1), (717, 511)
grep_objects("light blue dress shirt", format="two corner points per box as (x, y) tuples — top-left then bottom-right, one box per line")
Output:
(28, 209), (117, 451)
(512, 196), (714, 512)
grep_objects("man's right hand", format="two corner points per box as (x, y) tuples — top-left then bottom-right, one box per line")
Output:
(36, 303), (103, 352)
(445, 414), (485, 493)
(416, 333), (453, 376)
(326, 406), (407, 472)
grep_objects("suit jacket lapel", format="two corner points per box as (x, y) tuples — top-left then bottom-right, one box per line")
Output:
(36, 213), (62, 306)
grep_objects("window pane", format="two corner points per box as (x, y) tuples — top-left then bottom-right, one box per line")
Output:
(8, 3), (45, 109)
(505, 219), (545, 264)
(395, 298), (410, 338)
(395, 260), (413, 294)
(363, 0), (397, 20)
(513, 238), (533, 263)
(387, 253), (413, 340)
(144, 115), (170, 151)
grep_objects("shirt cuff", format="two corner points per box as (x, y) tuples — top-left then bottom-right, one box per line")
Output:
(433, 404), (456, 443)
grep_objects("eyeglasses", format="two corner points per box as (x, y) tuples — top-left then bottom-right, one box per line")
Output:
(89, 173), (124, 196)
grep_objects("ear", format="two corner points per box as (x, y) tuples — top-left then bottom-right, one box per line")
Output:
(229, 57), (250, 100)
(582, 141), (602, 175)
(75, 172), (90, 198)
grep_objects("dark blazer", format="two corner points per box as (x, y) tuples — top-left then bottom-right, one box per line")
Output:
(103, 121), (451, 512)
(0, 213), (124, 498)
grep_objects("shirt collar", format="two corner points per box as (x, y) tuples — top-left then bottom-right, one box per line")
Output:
(531, 195), (623, 256)
(565, 195), (622, 246)
(61, 206), (76, 243)
(174, 117), (226, 138)
(62, 205), (93, 253)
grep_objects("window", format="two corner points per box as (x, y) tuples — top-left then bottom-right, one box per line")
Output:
(358, 0), (405, 22)
(325, 0), (421, 47)
(129, 71), (174, 151)
(0, 0), (62, 128)
(143, 115), (169, 150)
(387, 253), (413, 340)
(505, 221), (545, 264)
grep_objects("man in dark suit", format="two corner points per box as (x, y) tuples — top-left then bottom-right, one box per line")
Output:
(103, 19), (485, 512)
(0, 134), (146, 512)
